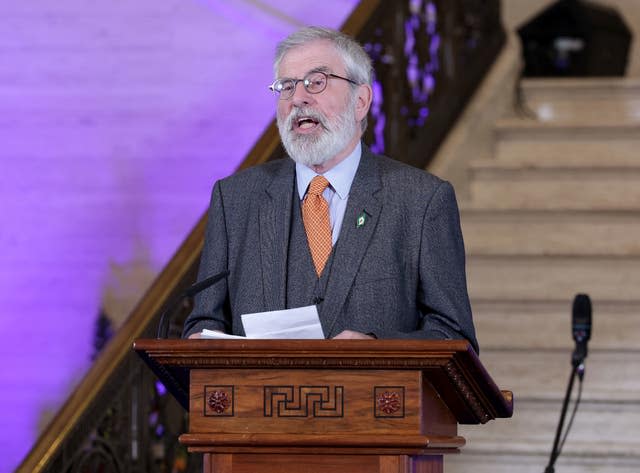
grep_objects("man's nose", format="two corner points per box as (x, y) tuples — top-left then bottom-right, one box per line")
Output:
(290, 82), (315, 107)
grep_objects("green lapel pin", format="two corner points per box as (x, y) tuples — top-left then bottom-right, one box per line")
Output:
(356, 211), (367, 228)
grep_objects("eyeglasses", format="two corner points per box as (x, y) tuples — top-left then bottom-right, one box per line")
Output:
(269, 71), (357, 100)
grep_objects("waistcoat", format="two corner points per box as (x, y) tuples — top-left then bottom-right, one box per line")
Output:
(286, 190), (335, 334)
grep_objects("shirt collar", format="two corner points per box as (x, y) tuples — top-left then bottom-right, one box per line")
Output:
(296, 141), (362, 200)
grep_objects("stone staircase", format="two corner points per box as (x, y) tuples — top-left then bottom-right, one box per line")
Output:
(446, 79), (640, 473)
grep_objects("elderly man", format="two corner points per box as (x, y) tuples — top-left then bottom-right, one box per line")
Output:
(182, 26), (478, 352)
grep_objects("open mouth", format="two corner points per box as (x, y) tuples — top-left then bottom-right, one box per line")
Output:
(295, 116), (319, 131)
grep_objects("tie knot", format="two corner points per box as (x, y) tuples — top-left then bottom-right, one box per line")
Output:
(308, 175), (330, 196)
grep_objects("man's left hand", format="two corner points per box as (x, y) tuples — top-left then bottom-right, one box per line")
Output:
(332, 330), (375, 339)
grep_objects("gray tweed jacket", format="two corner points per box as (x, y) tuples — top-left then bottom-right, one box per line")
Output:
(182, 145), (478, 353)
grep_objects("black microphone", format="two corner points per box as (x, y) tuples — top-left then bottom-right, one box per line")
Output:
(571, 293), (592, 368)
(156, 270), (230, 339)
(545, 293), (593, 473)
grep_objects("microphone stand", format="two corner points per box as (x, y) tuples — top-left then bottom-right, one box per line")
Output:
(544, 351), (586, 473)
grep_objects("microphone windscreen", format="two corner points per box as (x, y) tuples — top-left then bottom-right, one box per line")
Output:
(572, 293), (592, 343)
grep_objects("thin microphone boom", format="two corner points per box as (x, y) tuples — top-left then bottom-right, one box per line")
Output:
(156, 270), (230, 339)
(183, 271), (230, 298)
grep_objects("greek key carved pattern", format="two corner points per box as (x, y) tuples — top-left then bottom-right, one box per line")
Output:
(444, 362), (490, 423)
(264, 385), (344, 418)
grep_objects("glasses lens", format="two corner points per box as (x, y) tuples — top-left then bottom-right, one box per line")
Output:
(273, 79), (295, 97)
(304, 72), (327, 94)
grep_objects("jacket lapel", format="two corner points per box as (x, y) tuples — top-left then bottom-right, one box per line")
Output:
(259, 160), (295, 311)
(321, 147), (383, 336)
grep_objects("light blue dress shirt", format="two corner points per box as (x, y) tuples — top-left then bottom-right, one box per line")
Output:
(296, 142), (362, 245)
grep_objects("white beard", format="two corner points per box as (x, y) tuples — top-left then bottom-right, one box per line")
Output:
(277, 100), (359, 168)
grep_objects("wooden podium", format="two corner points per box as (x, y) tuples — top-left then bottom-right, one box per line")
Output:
(134, 339), (512, 473)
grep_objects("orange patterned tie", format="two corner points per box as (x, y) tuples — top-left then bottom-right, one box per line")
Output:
(302, 175), (332, 276)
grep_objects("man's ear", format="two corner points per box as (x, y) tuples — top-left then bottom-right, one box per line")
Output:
(354, 83), (373, 122)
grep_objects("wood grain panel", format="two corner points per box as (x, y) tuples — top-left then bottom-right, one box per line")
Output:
(190, 369), (433, 436)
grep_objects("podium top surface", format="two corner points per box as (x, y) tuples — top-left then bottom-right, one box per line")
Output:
(134, 339), (513, 424)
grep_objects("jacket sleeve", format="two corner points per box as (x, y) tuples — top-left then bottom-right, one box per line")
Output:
(373, 181), (479, 353)
(181, 181), (231, 338)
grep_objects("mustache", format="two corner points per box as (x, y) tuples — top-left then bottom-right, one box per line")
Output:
(284, 107), (329, 131)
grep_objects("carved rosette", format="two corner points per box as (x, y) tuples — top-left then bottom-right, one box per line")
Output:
(378, 391), (401, 414)
(204, 386), (234, 416)
(208, 391), (229, 413)
(374, 386), (405, 418)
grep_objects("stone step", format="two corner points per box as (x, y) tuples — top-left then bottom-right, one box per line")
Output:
(521, 77), (640, 97)
(468, 160), (640, 210)
(451, 78), (640, 473)
(456, 399), (640, 457)
(493, 120), (640, 165)
(452, 350), (640, 471)
(479, 349), (640, 402)
(518, 78), (640, 125)
(471, 299), (640, 350)
(466, 255), (640, 301)
(460, 208), (640, 256)
(446, 451), (640, 473)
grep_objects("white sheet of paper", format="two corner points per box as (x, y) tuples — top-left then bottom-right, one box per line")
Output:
(200, 329), (246, 339)
(241, 305), (324, 339)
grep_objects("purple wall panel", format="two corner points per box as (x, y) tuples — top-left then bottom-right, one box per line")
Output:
(0, 1), (358, 470)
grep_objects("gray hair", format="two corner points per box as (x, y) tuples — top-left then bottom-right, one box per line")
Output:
(274, 26), (373, 131)
(274, 26), (373, 86)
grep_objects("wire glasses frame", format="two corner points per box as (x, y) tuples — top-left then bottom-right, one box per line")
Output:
(269, 71), (358, 100)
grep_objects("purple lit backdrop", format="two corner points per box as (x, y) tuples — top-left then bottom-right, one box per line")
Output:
(0, 1), (357, 470)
